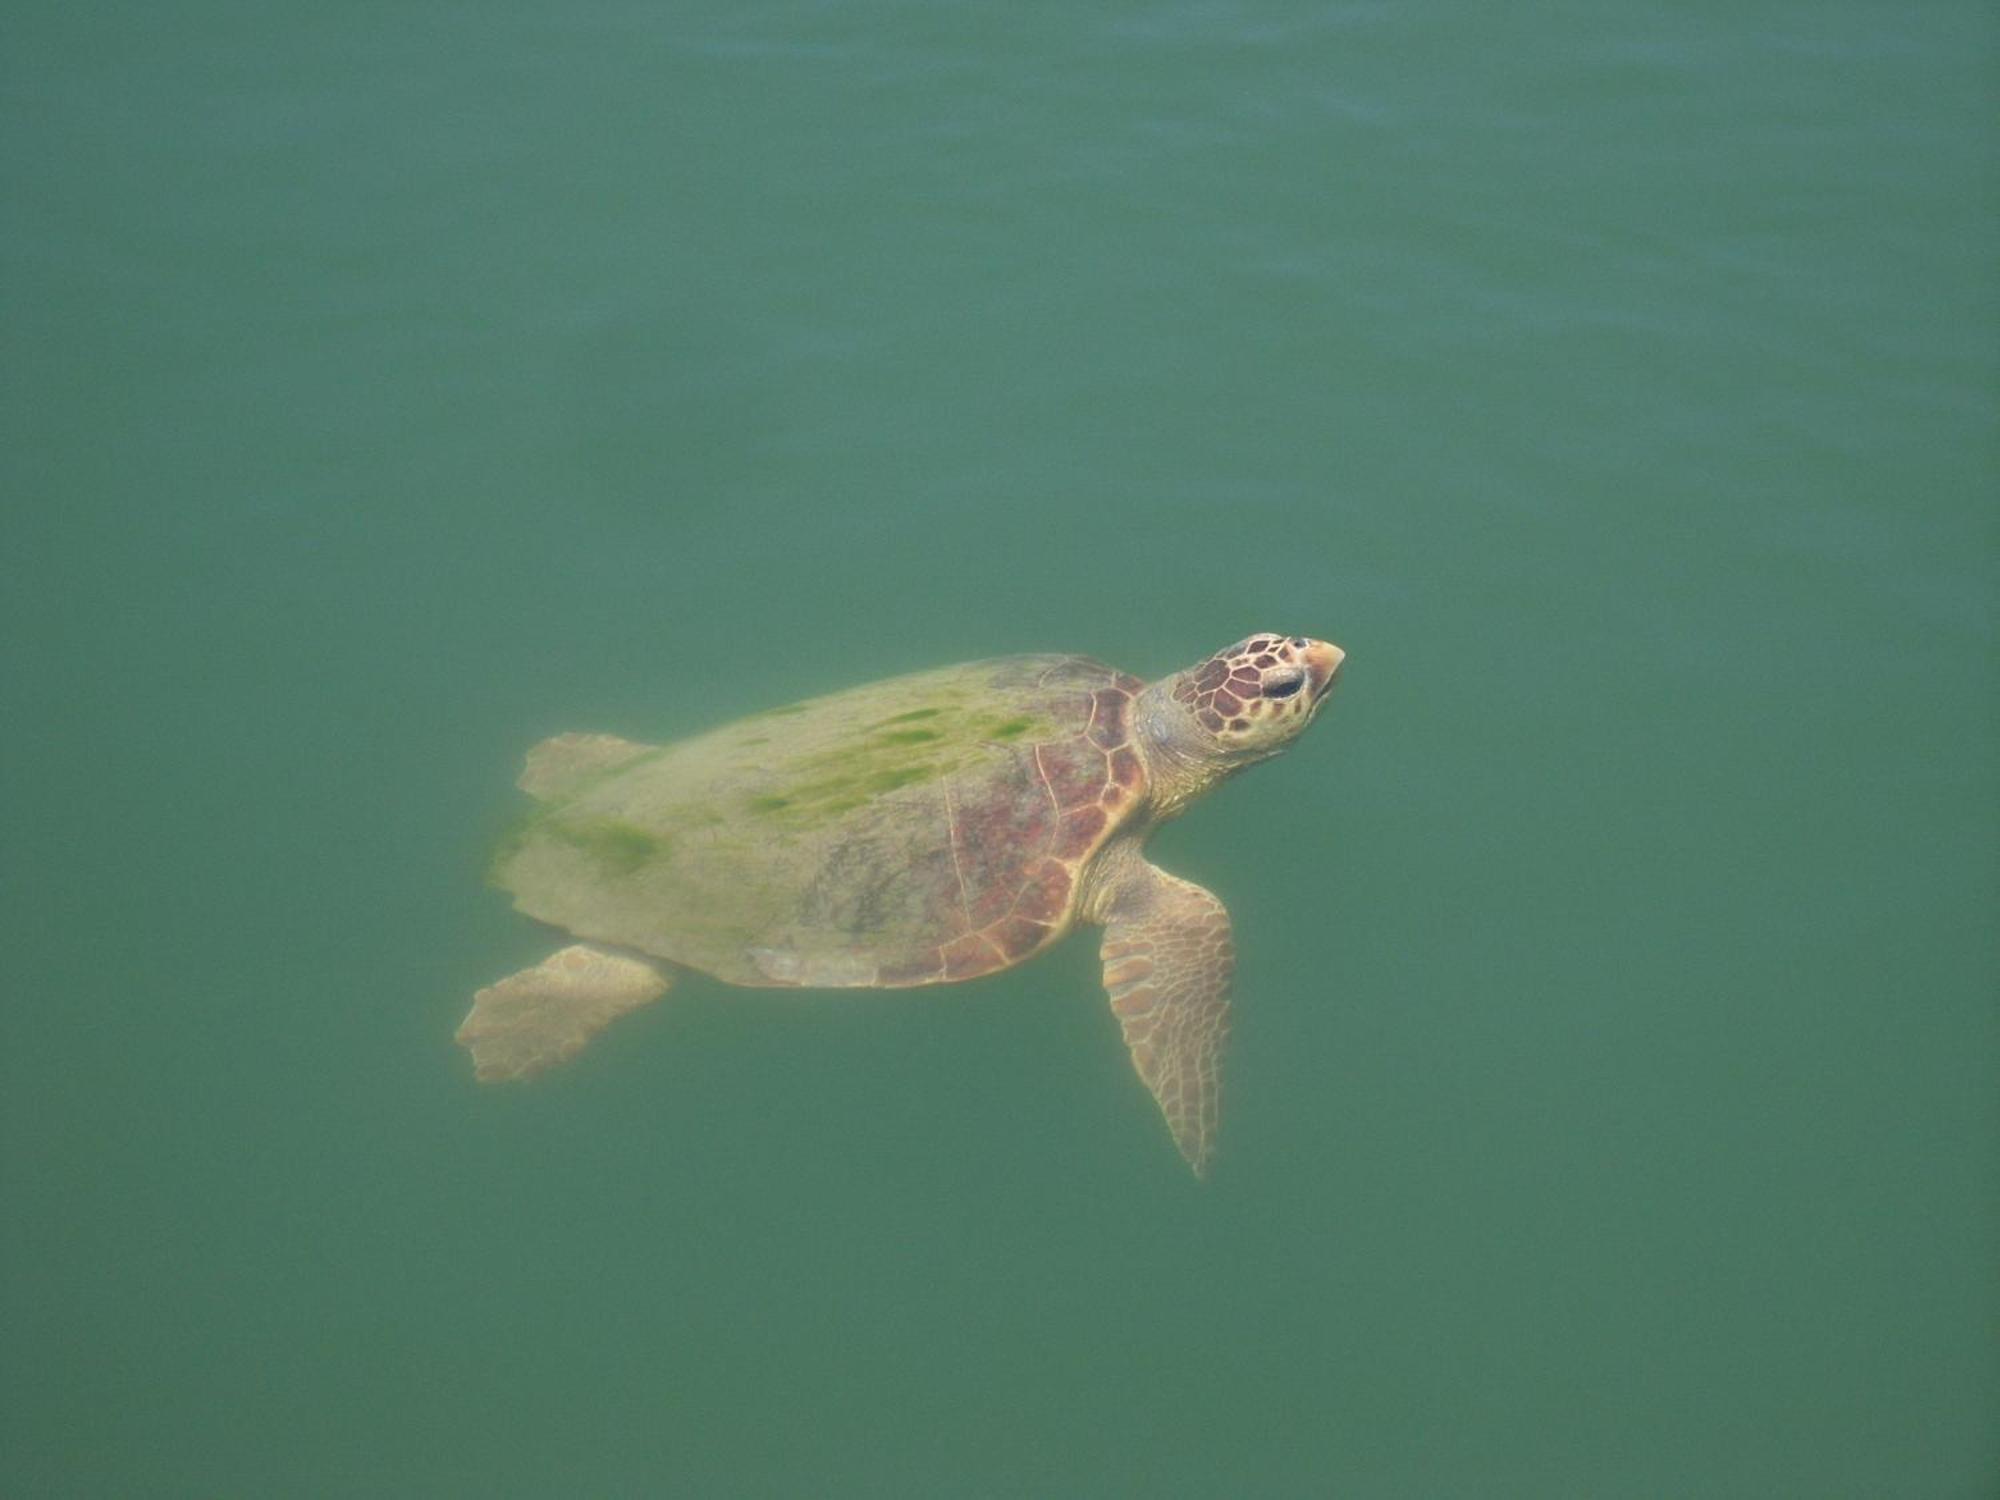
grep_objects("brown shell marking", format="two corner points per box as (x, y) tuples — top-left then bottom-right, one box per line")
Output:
(869, 674), (1141, 987)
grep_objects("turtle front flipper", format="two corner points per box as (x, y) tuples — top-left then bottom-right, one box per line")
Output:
(518, 732), (657, 800)
(1097, 862), (1235, 1178)
(456, 944), (672, 1082)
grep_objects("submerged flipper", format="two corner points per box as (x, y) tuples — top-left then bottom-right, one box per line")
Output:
(456, 944), (672, 1082)
(518, 732), (656, 800)
(1097, 863), (1235, 1178)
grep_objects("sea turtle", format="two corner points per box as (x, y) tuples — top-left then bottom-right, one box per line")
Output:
(457, 633), (1346, 1176)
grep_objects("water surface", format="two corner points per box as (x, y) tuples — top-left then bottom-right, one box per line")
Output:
(3, 2), (1994, 1495)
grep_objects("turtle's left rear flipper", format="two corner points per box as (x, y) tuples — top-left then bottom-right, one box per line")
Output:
(456, 944), (671, 1082)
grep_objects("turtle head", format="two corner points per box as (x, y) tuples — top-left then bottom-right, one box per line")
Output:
(1140, 633), (1345, 811)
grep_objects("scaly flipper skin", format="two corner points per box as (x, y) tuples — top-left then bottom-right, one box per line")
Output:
(1098, 862), (1235, 1177)
(456, 944), (672, 1081)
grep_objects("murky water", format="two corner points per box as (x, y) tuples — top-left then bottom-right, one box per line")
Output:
(4, 3), (1993, 1494)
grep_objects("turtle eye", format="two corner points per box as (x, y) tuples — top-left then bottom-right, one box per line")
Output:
(1262, 672), (1306, 700)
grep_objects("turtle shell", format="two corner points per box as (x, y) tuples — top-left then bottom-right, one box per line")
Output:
(492, 655), (1149, 988)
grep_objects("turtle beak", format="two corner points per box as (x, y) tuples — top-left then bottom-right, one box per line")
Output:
(1303, 640), (1345, 702)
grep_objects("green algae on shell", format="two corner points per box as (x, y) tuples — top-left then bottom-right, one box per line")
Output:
(488, 654), (1144, 987)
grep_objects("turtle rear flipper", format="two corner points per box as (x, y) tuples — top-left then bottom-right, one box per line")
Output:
(456, 945), (671, 1081)
(519, 732), (656, 800)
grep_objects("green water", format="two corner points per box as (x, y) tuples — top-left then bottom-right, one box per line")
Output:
(4, 3), (1994, 1495)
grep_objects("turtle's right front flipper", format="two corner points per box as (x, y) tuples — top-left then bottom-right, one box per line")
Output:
(1097, 862), (1235, 1178)
(456, 944), (672, 1082)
